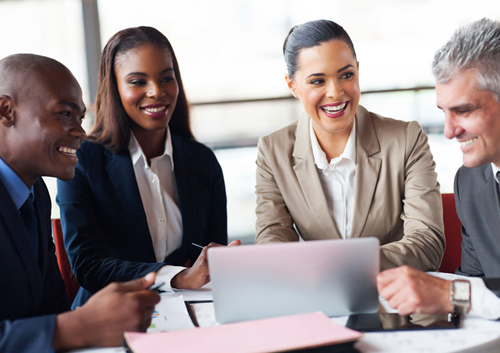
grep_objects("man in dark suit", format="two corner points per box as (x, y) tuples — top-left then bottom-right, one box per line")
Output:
(0, 53), (160, 352)
(377, 18), (500, 319)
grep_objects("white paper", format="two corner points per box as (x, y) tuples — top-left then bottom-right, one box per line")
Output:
(172, 282), (213, 302)
(355, 318), (500, 353)
(148, 295), (196, 333)
(190, 302), (220, 327)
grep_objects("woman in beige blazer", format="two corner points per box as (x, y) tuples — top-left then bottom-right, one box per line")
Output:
(255, 20), (444, 271)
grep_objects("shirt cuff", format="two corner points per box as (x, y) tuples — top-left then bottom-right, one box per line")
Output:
(156, 265), (186, 291)
(468, 277), (500, 320)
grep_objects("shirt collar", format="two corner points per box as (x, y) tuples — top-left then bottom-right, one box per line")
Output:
(0, 156), (33, 210)
(310, 119), (357, 170)
(128, 129), (174, 171)
(492, 163), (500, 184)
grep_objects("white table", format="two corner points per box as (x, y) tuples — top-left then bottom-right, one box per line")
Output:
(70, 289), (500, 353)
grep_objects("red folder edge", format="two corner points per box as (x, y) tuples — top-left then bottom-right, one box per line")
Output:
(124, 311), (362, 353)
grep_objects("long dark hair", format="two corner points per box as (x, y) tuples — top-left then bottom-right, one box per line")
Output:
(88, 26), (193, 154)
(283, 19), (357, 78)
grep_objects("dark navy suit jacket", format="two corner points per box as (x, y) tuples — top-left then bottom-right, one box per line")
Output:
(454, 164), (500, 294)
(0, 178), (70, 353)
(57, 133), (227, 307)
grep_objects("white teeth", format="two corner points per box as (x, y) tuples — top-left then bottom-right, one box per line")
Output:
(321, 102), (346, 114)
(58, 147), (77, 156)
(143, 106), (167, 113)
(459, 137), (478, 147)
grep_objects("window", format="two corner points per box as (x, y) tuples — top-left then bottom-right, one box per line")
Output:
(2, 0), (499, 242)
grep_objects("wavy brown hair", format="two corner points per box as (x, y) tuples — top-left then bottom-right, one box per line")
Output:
(88, 26), (193, 153)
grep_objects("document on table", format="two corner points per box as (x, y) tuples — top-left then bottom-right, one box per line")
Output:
(159, 282), (213, 302)
(172, 282), (213, 302)
(190, 302), (219, 327)
(148, 295), (195, 333)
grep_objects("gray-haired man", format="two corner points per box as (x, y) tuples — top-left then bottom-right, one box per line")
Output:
(378, 18), (500, 320)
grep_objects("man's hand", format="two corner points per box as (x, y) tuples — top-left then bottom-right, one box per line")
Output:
(377, 266), (454, 315)
(53, 272), (160, 351)
(171, 240), (241, 289)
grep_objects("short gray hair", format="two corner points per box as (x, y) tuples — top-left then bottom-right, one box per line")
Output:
(432, 18), (500, 100)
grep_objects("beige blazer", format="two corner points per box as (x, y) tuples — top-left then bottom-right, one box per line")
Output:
(255, 105), (445, 271)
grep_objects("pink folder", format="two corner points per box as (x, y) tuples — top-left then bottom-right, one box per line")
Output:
(124, 311), (362, 353)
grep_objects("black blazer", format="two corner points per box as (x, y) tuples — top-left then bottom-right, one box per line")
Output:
(0, 178), (70, 352)
(57, 133), (227, 307)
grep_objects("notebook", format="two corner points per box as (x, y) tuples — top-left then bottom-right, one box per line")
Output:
(208, 238), (379, 324)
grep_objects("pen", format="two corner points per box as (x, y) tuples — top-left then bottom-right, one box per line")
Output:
(192, 242), (205, 249)
(148, 282), (165, 293)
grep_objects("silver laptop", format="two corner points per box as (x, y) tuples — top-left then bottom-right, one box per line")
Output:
(208, 238), (379, 324)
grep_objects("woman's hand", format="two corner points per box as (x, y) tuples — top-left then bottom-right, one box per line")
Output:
(171, 240), (241, 289)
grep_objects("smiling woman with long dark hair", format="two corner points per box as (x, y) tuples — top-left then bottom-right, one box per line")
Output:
(255, 19), (445, 271)
(57, 26), (238, 308)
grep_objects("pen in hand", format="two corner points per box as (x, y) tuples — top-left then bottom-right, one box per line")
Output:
(192, 243), (205, 249)
(148, 282), (165, 293)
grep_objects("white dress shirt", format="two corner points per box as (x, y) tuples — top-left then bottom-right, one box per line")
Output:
(310, 120), (356, 239)
(492, 163), (500, 183)
(129, 130), (185, 288)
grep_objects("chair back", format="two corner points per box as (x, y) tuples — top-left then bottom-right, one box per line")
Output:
(439, 193), (462, 273)
(52, 219), (80, 302)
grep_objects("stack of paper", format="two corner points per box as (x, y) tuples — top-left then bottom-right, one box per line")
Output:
(125, 311), (361, 353)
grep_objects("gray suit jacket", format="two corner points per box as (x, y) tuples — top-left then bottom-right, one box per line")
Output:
(455, 164), (500, 277)
(255, 105), (445, 271)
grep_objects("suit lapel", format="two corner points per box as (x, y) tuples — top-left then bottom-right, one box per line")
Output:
(292, 116), (340, 239)
(478, 166), (500, 246)
(351, 107), (382, 238)
(0, 179), (43, 310)
(171, 134), (198, 248)
(104, 150), (156, 260)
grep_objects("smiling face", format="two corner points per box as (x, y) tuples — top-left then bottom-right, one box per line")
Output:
(0, 66), (86, 187)
(437, 69), (500, 168)
(114, 44), (179, 140)
(286, 39), (360, 142)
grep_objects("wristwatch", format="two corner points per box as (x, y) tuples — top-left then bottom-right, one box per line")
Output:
(449, 279), (471, 315)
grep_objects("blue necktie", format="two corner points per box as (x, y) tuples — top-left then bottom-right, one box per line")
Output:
(20, 194), (38, 260)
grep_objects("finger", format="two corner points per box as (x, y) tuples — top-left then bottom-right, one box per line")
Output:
(387, 288), (415, 314)
(228, 239), (241, 246)
(205, 242), (220, 249)
(376, 272), (393, 291)
(378, 276), (403, 302)
(396, 302), (416, 316)
(133, 290), (161, 308)
(114, 272), (157, 292)
(378, 266), (421, 297)
(387, 278), (428, 315)
(144, 272), (156, 285)
(377, 267), (405, 286)
(140, 306), (156, 331)
(377, 269), (407, 298)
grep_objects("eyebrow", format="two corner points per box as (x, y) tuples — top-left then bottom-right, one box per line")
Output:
(125, 68), (174, 78)
(59, 101), (86, 114)
(438, 103), (476, 111)
(305, 64), (355, 79)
